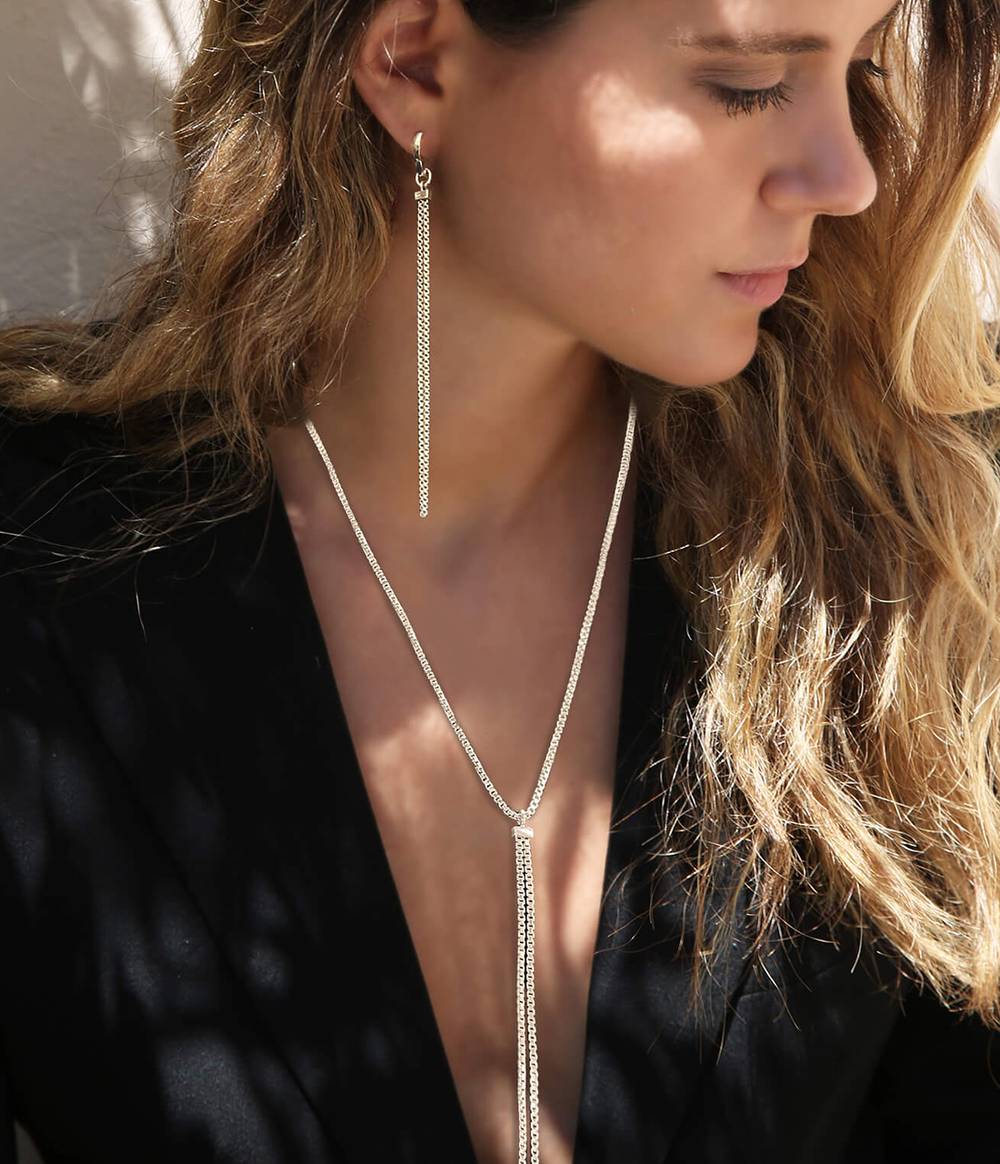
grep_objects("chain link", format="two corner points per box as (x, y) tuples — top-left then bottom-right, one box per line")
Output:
(416, 181), (431, 519)
(415, 132), (432, 519)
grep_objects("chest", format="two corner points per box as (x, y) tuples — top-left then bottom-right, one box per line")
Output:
(287, 523), (632, 1164)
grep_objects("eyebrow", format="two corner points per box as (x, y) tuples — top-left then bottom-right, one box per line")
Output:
(669, 1), (902, 56)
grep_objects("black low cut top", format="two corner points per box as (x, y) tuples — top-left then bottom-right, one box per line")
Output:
(1, 410), (998, 1163)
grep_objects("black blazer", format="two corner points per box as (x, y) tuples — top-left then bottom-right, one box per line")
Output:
(1, 410), (998, 1164)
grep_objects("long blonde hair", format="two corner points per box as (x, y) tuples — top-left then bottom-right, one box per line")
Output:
(3, 0), (1000, 1027)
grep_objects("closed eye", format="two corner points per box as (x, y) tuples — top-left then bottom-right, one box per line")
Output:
(705, 57), (891, 118)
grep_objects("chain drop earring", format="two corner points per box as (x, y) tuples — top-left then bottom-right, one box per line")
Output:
(413, 131), (432, 519)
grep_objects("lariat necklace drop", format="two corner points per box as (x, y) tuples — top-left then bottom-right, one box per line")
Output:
(304, 395), (637, 1162)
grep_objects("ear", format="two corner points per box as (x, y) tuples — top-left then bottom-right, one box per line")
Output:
(352, 0), (462, 167)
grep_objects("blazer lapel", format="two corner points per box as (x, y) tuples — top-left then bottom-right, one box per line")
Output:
(94, 481), (482, 1162)
(48, 455), (753, 1163)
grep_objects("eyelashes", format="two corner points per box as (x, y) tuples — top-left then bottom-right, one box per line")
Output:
(708, 58), (891, 118)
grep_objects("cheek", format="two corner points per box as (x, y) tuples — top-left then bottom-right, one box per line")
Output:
(444, 68), (765, 386)
(457, 75), (715, 305)
(547, 80), (760, 381)
(570, 73), (720, 275)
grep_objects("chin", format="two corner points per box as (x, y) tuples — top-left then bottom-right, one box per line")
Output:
(638, 343), (759, 388)
(601, 315), (763, 387)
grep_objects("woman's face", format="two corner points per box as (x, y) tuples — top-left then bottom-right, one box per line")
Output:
(429, 0), (892, 388)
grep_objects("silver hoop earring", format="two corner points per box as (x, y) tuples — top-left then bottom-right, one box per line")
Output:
(413, 130), (432, 519)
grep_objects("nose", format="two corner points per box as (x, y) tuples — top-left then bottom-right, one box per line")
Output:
(764, 94), (880, 218)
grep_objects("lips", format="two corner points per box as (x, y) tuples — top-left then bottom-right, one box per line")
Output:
(716, 269), (791, 307)
(721, 253), (809, 276)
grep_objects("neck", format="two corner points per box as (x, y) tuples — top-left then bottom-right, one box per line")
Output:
(267, 202), (633, 561)
(265, 195), (633, 563)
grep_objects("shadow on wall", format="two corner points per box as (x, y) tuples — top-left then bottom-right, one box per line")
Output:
(0, 0), (199, 322)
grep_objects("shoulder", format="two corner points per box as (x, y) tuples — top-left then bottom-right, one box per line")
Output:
(0, 407), (122, 509)
(0, 315), (134, 548)
(0, 408), (133, 580)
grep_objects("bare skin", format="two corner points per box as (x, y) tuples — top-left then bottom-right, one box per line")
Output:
(265, 0), (890, 1157)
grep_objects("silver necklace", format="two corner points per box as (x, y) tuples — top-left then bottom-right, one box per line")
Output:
(304, 394), (637, 1163)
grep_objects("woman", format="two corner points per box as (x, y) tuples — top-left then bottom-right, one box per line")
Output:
(2, 0), (1000, 1160)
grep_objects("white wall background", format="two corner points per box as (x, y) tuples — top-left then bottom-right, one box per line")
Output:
(1, 0), (202, 322)
(1, 1), (1000, 1159)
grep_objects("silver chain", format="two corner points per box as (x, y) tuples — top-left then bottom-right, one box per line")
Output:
(303, 398), (636, 1163)
(415, 136), (432, 519)
(303, 396), (637, 828)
